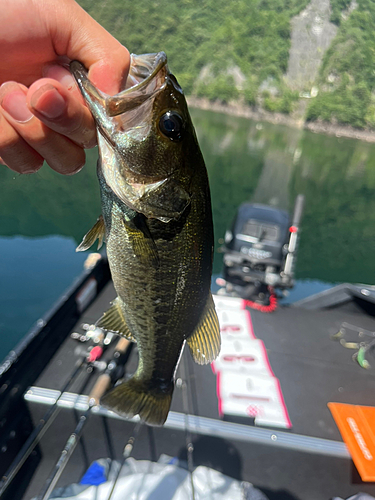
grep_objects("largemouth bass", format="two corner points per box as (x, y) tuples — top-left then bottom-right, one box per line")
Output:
(71, 52), (220, 426)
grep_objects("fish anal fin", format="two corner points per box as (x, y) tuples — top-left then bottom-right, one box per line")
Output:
(97, 297), (136, 343)
(187, 293), (221, 365)
(76, 215), (105, 252)
(101, 377), (173, 427)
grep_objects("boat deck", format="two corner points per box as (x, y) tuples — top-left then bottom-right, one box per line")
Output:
(17, 279), (375, 499)
(251, 303), (375, 440)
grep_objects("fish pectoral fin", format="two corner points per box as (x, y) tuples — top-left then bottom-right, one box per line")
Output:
(187, 293), (221, 365)
(76, 215), (105, 252)
(123, 216), (160, 269)
(96, 297), (136, 342)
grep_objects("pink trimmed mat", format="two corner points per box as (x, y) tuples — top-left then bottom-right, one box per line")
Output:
(212, 294), (292, 429)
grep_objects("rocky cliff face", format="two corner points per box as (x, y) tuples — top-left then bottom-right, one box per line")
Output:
(286, 0), (338, 92)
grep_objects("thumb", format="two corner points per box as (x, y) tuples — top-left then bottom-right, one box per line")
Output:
(49, 0), (130, 95)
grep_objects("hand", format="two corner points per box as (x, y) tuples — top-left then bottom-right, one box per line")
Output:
(0, 0), (129, 175)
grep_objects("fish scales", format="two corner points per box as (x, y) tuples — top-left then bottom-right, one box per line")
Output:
(72, 52), (220, 426)
(104, 180), (211, 384)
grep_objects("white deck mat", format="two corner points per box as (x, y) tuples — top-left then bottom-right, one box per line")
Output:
(217, 371), (291, 428)
(212, 294), (291, 429)
(212, 338), (272, 376)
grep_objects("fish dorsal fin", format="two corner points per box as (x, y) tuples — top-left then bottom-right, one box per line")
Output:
(76, 215), (105, 252)
(187, 293), (221, 365)
(97, 297), (136, 343)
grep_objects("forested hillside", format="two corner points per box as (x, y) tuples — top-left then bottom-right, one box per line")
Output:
(307, 0), (375, 129)
(77, 0), (307, 111)
(77, 0), (375, 130)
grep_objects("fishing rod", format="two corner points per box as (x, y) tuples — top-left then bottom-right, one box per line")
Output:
(84, 335), (134, 466)
(89, 338), (133, 406)
(36, 403), (94, 500)
(72, 351), (105, 474)
(67, 329), (125, 473)
(101, 415), (116, 464)
(36, 337), (132, 500)
(0, 344), (104, 498)
(104, 345), (197, 500)
(105, 421), (143, 500)
(92, 337), (135, 482)
(98, 338), (141, 500)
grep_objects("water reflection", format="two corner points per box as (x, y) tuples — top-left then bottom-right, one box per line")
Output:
(0, 147), (101, 243)
(1, 109), (375, 356)
(190, 108), (375, 284)
(0, 236), (87, 359)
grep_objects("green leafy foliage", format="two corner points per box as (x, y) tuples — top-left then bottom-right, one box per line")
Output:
(330, 0), (352, 25)
(77, 0), (309, 109)
(307, 0), (375, 129)
(76, 0), (375, 127)
(264, 87), (299, 114)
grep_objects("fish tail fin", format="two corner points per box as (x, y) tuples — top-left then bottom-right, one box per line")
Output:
(100, 377), (173, 427)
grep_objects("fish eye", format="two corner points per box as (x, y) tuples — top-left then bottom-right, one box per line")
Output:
(159, 111), (184, 141)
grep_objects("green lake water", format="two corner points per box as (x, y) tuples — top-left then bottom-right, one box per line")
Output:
(1, 108), (375, 361)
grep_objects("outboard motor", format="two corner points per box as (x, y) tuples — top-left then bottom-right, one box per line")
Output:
(219, 195), (304, 306)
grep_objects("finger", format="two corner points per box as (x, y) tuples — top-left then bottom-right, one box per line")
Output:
(0, 0), (130, 94)
(49, 0), (130, 94)
(43, 63), (86, 105)
(0, 105), (43, 174)
(27, 77), (96, 149)
(1, 82), (85, 175)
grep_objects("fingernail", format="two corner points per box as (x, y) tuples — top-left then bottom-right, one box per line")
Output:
(30, 84), (66, 119)
(43, 64), (77, 92)
(1, 89), (33, 123)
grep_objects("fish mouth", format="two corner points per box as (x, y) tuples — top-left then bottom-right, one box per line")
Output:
(106, 52), (168, 116)
(70, 51), (171, 162)
(71, 53), (189, 222)
(70, 52), (169, 134)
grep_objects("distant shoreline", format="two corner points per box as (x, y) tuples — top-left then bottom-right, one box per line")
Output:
(187, 97), (375, 144)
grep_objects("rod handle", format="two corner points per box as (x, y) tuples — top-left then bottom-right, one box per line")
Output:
(88, 373), (111, 406)
(116, 337), (131, 354)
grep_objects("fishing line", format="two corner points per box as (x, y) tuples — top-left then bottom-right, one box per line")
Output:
(106, 421), (143, 500)
(147, 426), (158, 463)
(184, 351), (219, 499)
(179, 351), (196, 500)
(186, 353), (200, 417)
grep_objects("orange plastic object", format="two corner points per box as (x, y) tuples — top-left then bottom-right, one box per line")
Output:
(328, 402), (375, 481)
